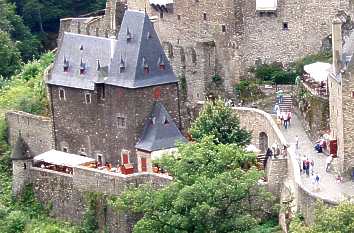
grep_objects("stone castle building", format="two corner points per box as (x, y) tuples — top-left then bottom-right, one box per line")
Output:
(59, 0), (354, 103)
(47, 10), (186, 169)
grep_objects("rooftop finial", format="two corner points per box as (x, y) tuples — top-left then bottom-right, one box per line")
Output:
(96, 59), (101, 71)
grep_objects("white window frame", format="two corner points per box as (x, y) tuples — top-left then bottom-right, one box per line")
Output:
(85, 93), (91, 104)
(121, 149), (130, 164)
(59, 88), (66, 101)
(117, 115), (126, 129)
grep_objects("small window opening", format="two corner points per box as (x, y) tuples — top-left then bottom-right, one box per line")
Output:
(80, 148), (86, 156)
(117, 116), (126, 128)
(96, 59), (101, 71)
(59, 88), (65, 100)
(63, 57), (69, 72)
(177, 15), (181, 20)
(160, 11), (164, 19)
(85, 93), (91, 104)
(63, 147), (68, 152)
(120, 57), (125, 73)
(283, 22), (288, 30)
(80, 59), (86, 75)
(163, 116), (169, 125)
(158, 55), (165, 70)
(80, 45), (84, 51)
(97, 154), (103, 165)
(97, 84), (105, 101)
(23, 163), (27, 170)
(143, 57), (149, 75)
(222, 25), (226, 32)
(203, 13), (207, 20)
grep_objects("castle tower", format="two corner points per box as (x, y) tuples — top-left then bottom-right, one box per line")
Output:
(47, 10), (183, 169)
(329, 15), (354, 175)
(11, 135), (32, 196)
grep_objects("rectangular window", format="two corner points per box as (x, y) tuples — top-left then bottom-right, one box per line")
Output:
(141, 157), (147, 172)
(283, 22), (288, 30)
(203, 13), (207, 20)
(80, 148), (86, 156)
(97, 84), (105, 102)
(97, 154), (103, 165)
(160, 11), (164, 19)
(63, 147), (68, 153)
(117, 116), (126, 128)
(121, 150), (130, 164)
(222, 25), (226, 32)
(59, 88), (65, 100)
(177, 15), (181, 20)
(85, 93), (91, 104)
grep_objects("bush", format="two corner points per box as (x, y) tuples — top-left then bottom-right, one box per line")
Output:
(252, 63), (296, 85)
(234, 80), (264, 103)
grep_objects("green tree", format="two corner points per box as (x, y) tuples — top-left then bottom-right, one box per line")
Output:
(0, 30), (21, 78)
(190, 99), (251, 146)
(0, 0), (41, 62)
(111, 136), (276, 233)
(290, 202), (354, 233)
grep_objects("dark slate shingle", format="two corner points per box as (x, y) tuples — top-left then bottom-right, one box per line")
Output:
(135, 102), (187, 152)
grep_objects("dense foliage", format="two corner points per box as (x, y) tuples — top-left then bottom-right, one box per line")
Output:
(9, 0), (106, 40)
(290, 202), (354, 233)
(234, 80), (264, 103)
(190, 99), (251, 146)
(111, 136), (279, 233)
(250, 63), (297, 85)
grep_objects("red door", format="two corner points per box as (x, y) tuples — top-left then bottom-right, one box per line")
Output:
(141, 158), (147, 172)
(122, 153), (129, 164)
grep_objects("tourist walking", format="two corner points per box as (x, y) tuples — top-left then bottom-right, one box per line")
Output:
(325, 155), (333, 172)
(295, 135), (299, 150)
(287, 111), (292, 127)
(310, 159), (314, 176)
(283, 112), (289, 129)
(304, 158), (310, 176)
(314, 173), (320, 192)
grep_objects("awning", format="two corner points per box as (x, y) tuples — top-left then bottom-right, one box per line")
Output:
(34, 150), (96, 167)
(256, 0), (278, 11)
(304, 62), (332, 82)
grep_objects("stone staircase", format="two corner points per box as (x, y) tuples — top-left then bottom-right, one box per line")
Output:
(279, 95), (293, 113)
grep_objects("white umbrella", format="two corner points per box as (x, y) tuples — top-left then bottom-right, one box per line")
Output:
(304, 62), (332, 82)
(245, 144), (261, 153)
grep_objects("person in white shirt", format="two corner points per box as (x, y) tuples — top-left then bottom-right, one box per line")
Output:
(325, 155), (333, 172)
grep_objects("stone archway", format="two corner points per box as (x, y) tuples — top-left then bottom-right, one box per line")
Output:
(259, 132), (268, 153)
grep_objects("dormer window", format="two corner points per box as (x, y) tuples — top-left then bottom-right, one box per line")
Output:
(63, 57), (69, 72)
(147, 32), (152, 40)
(127, 27), (132, 41)
(158, 55), (165, 70)
(143, 57), (149, 75)
(80, 45), (84, 51)
(163, 116), (169, 125)
(96, 59), (101, 71)
(80, 59), (86, 75)
(120, 57), (125, 73)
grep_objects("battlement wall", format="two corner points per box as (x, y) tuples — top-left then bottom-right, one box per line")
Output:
(73, 166), (172, 196)
(6, 111), (54, 156)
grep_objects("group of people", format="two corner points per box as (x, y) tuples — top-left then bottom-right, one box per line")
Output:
(274, 104), (292, 129)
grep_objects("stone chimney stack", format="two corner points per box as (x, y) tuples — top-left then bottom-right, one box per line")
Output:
(332, 17), (343, 74)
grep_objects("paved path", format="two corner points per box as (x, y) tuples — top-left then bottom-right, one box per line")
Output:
(280, 114), (354, 202)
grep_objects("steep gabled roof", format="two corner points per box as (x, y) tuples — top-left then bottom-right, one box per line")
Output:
(106, 10), (177, 88)
(135, 102), (187, 152)
(48, 10), (176, 90)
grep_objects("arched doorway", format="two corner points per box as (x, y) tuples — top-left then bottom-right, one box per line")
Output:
(259, 132), (268, 154)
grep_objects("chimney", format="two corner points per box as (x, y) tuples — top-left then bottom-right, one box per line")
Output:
(332, 17), (343, 74)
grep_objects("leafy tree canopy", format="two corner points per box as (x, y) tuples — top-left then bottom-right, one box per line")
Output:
(0, 0), (41, 62)
(111, 136), (277, 233)
(190, 99), (251, 146)
(0, 30), (21, 78)
(290, 202), (354, 233)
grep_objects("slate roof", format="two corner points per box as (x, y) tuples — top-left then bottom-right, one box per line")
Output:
(48, 10), (177, 90)
(106, 10), (177, 88)
(135, 102), (187, 152)
(47, 33), (113, 90)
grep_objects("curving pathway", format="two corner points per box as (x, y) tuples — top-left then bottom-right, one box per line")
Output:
(281, 113), (354, 202)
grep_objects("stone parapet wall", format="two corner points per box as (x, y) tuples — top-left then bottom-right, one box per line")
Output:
(73, 166), (172, 196)
(29, 166), (171, 232)
(6, 111), (54, 156)
(266, 158), (288, 199)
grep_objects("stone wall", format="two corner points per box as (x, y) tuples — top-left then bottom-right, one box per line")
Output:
(266, 158), (288, 199)
(28, 166), (171, 232)
(295, 84), (330, 142)
(5, 111), (54, 156)
(49, 83), (180, 167)
(234, 107), (287, 150)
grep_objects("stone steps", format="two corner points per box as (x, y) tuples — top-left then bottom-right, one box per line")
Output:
(279, 95), (293, 113)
